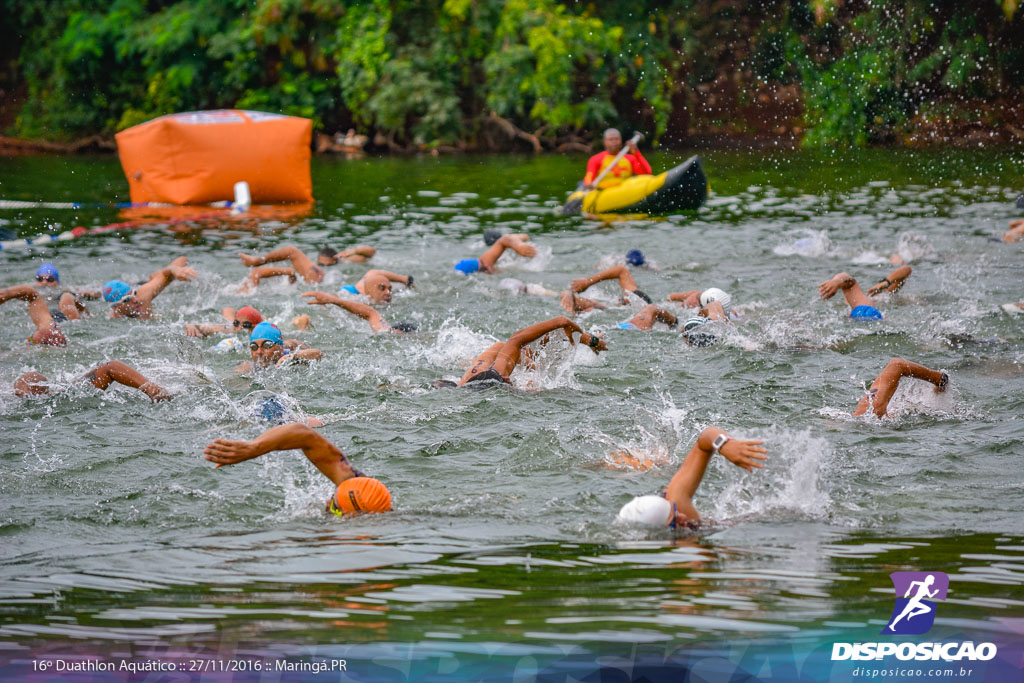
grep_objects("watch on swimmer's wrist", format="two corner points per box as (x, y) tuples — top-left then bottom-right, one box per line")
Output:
(711, 434), (729, 453)
(587, 333), (600, 349)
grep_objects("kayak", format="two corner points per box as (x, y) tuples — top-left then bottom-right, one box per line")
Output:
(561, 155), (708, 216)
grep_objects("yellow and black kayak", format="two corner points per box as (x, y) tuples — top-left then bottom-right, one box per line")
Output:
(561, 155), (708, 216)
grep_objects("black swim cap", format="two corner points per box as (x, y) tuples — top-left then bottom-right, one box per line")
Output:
(1017, 194), (1024, 210)
(319, 245), (338, 260)
(391, 321), (418, 333)
(431, 379), (458, 389)
(483, 229), (503, 246)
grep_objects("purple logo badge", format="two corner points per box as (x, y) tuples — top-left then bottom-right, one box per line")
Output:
(882, 571), (949, 635)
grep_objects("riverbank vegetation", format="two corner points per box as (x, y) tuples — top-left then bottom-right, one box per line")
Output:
(1, 0), (1021, 151)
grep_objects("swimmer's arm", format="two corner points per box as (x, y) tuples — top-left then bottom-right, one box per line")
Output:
(288, 348), (322, 363)
(367, 270), (413, 287)
(75, 289), (103, 300)
(136, 265), (197, 303)
(667, 291), (701, 306)
(817, 272), (856, 299)
(700, 301), (728, 322)
(867, 265), (912, 296)
(853, 358), (946, 418)
(204, 423), (357, 485)
(0, 284), (41, 304)
(247, 266), (296, 287)
(221, 307), (237, 323)
(570, 266), (636, 294)
(663, 428), (766, 518)
(302, 291), (386, 331)
(81, 360), (171, 401)
(337, 245), (376, 262)
(184, 323), (230, 337)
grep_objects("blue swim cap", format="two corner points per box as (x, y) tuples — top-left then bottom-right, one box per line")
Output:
(850, 305), (883, 320)
(255, 396), (286, 424)
(454, 258), (480, 275)
(103, 280), (132, 303)
(626, 249), (646, 266)
(250, 321), (283, 345)
(36, 263), (59, 282)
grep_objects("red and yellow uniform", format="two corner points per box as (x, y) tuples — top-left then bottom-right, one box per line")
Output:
(584, 149), (652, 189)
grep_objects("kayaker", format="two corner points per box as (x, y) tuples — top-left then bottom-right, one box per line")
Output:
(615, 426), (767, 529)
(583, 129), (652, 191)
(853, 358), (949, 418)
(817, 267), (912, 320)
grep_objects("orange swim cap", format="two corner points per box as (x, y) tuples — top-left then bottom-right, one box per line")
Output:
(327, 477), (392, 516)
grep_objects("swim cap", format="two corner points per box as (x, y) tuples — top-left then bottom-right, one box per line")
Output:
(250, 321), (283, 345)
(682, 316), (717, 347)
(699, 288), (732, 315)
(36, 264), (59, 282)
(625, 249), (646, 266)
(329, 477), (392, 516)
(255, 396), (286, 424)
(103, 280), (132, 303)
(499, 278), (526, 294)
(454, 258), (480, 275)
(391, 321), (418, 333)
(483, 229), (503, 246)
(850, 304), (883, 320)
(235, 306), (263, 325)
(616, 495), (673, 526)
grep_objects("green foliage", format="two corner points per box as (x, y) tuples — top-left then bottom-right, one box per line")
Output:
(3, 0), (1022, 147)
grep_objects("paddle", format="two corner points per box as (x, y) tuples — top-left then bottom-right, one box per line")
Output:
(560, 132), (644, 215)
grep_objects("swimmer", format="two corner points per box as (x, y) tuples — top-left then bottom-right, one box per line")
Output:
(617, 304), (678, 331)
(853, 358), (948, 418)
(484, 229), (529, 247)
(239, 245), (325, 283)
(817, 266), (912, 321)
(185, 305), (263, 338)
(498, 278), (557, 297)
(31, 264), (98, 321)
(14, 360), (171, 401)
(317, 245), (376, 265)
(625, 249), (647, 267)
(667, 287), (733, 314)
(337, 269), (414, 305)
(454, 234), (537, 275)
(235, 322), (321, 373)
(0, 284), (68, 346)
(302, 291), (417, 333)
(616, 426), (767, 529)
(1004, 218), (1024, 243)
(438, 316), (606, 387)
(250, 394), (324, 428)
(103, 257), (198, 319)
(203, 423), (391, 517)
(565, 265), (652, 311)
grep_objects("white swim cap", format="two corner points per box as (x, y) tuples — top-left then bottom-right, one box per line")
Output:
(616, 495), (673, 527)
(498, 278), (526, 294)
(524, 283), (555, 296)
(699, 287), (732, 314)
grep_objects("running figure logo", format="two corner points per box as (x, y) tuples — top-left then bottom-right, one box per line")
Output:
(883, 571), (949, 635)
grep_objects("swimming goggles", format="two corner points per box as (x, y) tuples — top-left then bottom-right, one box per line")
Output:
(249, 340), (280, 350)
(35, 275), (57, 283)
(233, 320), (255, 330)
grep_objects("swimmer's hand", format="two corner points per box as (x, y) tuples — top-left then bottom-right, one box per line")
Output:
(719, 439), (767, 472)
(204, 438), (260, 468)
(170, 266), (198, 281)
(583, 332), (607, 352)
(302, 291), (340, 306)
(184, 323), (204, 337)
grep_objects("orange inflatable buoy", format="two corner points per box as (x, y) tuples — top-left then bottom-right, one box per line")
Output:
(115, 110), (313, 205)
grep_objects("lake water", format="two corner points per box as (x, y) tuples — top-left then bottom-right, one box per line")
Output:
(1, 149), (1023, 680)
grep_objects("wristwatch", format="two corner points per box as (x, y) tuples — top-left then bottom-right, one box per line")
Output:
(711, 434), (729, 453)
